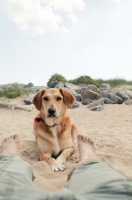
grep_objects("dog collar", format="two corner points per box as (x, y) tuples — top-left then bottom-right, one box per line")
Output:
(34, 117), (59, 127)
(34, 117), (42, 122)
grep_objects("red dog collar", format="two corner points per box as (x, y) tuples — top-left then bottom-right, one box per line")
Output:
(34, 117), (59, 127)
(34, 117), (41, 122)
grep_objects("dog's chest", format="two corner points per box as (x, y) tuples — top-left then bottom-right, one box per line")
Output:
(51, 127), (60, 157)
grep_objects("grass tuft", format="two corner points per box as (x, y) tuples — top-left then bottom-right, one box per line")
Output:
(96, 78), (132, 88)
(0, 86), (28, 98)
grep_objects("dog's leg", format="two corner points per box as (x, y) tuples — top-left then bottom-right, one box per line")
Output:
(56, 146), (74, 163)
(38, 149), (66, 172)
(71, 124), (78, 141)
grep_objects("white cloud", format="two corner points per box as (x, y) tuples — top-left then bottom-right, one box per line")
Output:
(109, 0), (121, 4)
(67, 13), (79, 23)
(0, 0), (85, 35)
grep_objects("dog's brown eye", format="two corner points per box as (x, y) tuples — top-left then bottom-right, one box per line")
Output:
(44, 97), (49, 101)
(56, 97), (61, 101)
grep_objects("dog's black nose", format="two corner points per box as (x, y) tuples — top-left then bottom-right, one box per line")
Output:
(48, 108), (56, 116)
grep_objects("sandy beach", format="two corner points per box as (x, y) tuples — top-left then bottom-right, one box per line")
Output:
(0, 97), (132, 191)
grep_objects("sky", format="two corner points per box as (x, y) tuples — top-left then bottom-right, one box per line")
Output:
(0, 0), (132, 86)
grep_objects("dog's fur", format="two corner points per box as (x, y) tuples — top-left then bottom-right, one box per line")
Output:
(33, 88), (78, 171)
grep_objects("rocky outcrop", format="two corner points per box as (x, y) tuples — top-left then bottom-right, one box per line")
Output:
(1, 82), (132, 111)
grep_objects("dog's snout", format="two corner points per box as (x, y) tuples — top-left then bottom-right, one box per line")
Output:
(48, 107), (56, 116)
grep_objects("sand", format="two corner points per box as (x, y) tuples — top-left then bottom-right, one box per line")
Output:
(0, 97), (132, 191)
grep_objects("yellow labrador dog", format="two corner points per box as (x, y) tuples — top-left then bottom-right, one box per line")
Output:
(33, 88), (78, 171)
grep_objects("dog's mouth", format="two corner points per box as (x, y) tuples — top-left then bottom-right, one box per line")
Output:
(48, 114), (56, 118)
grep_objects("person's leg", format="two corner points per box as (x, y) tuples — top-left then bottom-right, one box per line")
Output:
(0, 135), (76, 200)
(65, 134), (132, 200)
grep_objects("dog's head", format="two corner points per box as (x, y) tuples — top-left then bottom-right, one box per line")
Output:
(33, 88), (74, 119)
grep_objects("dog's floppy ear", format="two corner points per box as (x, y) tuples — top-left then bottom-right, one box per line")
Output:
(33, 89), (46, 110)
(60, 88), (75, 108)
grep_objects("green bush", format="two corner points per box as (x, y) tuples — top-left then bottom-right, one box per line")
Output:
(0, 85), (28, 98)
(47, 73), (67, 86)
(69, 75), (100, 87)
(95, 78), (132, 88)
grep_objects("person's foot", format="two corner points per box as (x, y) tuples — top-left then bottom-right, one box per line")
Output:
(77, 134), (97, 161)
(0, 135), (20, 155)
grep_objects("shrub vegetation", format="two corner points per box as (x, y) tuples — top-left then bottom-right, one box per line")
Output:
(47, 73), (67, 86)
(0, 85), (28, 98)
(96, 78), (132, 88)
(69, 75), (100, 87)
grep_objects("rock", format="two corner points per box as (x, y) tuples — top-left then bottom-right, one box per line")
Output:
(112, 90), (129, 102)
(0, 102), (31, 111)
(65, 88), (77, 96)
(124, 99), (132, 105)
(87, 98), (104, 109)
(23, 94), (36, 105)
(122, 87), (132, 91)
(83, 90), (98, 100)
(78, 87), (98, 99)
(70, 101), (80, 109)
(75, 94), (82, 101)
(87, 84), (99, 93)
(111, 88), (118, 94)
(27, 86), (47, 94)
(89, 105), (103, 111)
(49, 81), (58, 88)
(99, 83), (111, 90)
(82, 99), (93, 105)
(78, 84), (88, 87)
(64, 82), (80, 90)
(23, 98), (33, 105)
(104, 98), (114, 104)
(122, 88), (132, 99)
(55, 82), (64, 88)
(97, 92), (123, 104)
(24, 82), (34, 88)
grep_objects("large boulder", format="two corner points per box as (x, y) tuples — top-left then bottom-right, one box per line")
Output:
(49, 81), (58, 88)
(87, 98), (104, 109)
(112, 90), (129, 102)
(97, 92), (123, 104)
(27, 86), (47, 94)
(55, 82), (64, 88)
(64, 82), (80, 91)
(78, 87), (98, 100)
(99, 83), (111, 90)
(104, 98), (114, 104)
(82, 99), (94, 105)
(121, 88), (132, 99)
(75, 94), (82, 101)
(124, 99), (132, 105)
(65, 88), (77, 96)
(86, 84), (99, 93)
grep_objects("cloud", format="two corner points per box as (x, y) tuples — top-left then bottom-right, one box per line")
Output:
(67, 13), (79, 23)
(0, 0), (85, 35)
(109, 0), (121, 4)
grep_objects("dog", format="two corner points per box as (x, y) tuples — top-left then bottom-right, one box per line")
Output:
(33, 88), (78, 171)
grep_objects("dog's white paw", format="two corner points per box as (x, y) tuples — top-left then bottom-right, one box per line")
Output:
(51, 161), (66, 172)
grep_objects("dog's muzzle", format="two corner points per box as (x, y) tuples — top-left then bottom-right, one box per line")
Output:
(47, 107), (56, 117)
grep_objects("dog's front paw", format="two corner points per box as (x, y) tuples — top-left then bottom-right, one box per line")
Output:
(51, 160), (66, 172)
